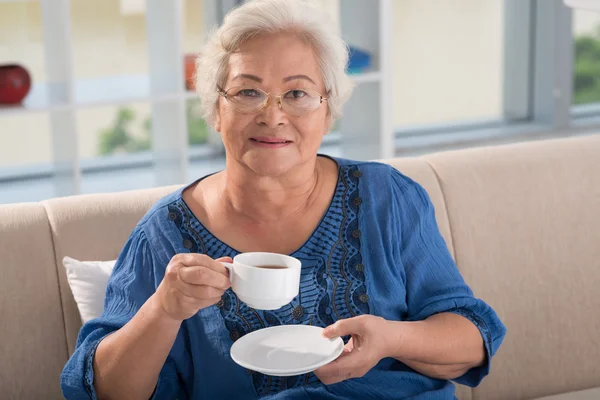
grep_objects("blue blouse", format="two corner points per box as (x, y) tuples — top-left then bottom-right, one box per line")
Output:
(61, 157), (506, 400)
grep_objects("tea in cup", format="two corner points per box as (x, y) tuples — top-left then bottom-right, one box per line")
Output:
(221, 252), (301, 310)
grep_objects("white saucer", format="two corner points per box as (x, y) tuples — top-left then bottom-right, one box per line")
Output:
(230, 325), (344, 376)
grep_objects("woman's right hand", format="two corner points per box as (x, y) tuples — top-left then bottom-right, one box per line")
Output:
(155, 254), (233, 321)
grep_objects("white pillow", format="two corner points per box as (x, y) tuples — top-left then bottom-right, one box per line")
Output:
(63, 256), (116, 323)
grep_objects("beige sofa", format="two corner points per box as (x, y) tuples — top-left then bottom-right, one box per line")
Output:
(1, 134), (599, 400)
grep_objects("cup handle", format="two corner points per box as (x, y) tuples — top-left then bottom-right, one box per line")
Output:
(221, 262), (234, 283)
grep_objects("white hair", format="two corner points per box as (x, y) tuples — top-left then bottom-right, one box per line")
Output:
(194, 0), (354, 127)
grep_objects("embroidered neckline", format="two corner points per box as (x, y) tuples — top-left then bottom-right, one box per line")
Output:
(176, 156), (342, 257)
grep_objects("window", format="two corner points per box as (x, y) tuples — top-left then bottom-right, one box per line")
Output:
(1, 1), (595, 204)
(0, 1), (55, 203)
(392, 0), (505, 128)
(76, 102), (154, 194)
(573, 9), (600, 105)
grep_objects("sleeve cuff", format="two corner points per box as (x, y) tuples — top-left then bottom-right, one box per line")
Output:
(448, 307), (494, 387)
(82, 334), (111, 400)
(79, 334), (179, 400)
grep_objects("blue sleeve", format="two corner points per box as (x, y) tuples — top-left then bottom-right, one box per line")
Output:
(60, 227), (181, 399)
(391, 169), (506, 387)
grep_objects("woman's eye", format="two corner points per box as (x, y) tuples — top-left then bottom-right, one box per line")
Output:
(286, 90), (307, 99)
(238, 89), (260, 97)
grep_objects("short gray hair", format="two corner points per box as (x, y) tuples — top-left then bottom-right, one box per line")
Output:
(195, 0), (354, 127)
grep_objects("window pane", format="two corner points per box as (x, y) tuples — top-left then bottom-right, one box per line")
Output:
(70, 0), (151, 104)
(77, 102), (154, 194)
(183, 0), (211, 147)
(0, 2), (59, 203)
(0, 112), (54, 203)
(0, 1), (44, 83)
(0, 1), (52, 111)
(187, 98), (210, 146)
(392, 0), (504, 127)
(183, 0), (205, 54)
(573, 9), (600, 105)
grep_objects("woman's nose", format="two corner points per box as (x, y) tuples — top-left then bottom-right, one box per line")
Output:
(257, 96), (287, 127)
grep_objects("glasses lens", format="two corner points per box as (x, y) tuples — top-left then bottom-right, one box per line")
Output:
(281, 89), (322, 116)
(226, 87), (266, 113)
(222, 87), (324, 115)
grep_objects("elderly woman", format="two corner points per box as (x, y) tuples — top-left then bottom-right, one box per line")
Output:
(61, 0), (505, 399)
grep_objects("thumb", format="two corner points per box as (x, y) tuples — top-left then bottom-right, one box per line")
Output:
(322, 317), (362, 339)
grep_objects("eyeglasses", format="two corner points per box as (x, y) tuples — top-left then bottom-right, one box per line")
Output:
(217, 86), (328, 116)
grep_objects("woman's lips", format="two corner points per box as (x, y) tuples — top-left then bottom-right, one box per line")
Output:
(250, 137), (293, 148)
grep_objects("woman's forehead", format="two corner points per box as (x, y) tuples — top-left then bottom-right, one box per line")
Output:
(226, 34), (324, 89)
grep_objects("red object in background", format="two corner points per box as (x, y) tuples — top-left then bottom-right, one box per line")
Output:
(0, 64), (32, 104)
(184, 54), (196, 91)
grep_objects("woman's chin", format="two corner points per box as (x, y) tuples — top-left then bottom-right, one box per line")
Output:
(243, 155), (297, 177)
(252, 163), (293, 177)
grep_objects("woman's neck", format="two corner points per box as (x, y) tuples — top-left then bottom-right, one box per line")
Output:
(219, 157), (323, 224)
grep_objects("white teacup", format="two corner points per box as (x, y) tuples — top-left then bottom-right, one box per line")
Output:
(221, 252), (301, 310)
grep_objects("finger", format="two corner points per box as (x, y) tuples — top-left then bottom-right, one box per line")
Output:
(173, 253), (230, 275)
(172, 284), (222, 304)
(323, 316), (366, 339)
(175, 282), (227, 301)
(319, 347), (373, 384)
(179, 266), (231, 290)
(343, 338), (354, 354)
(318, 351), (357, 376)
(314, 353), (349, 385)
(315, 352), (362, 385)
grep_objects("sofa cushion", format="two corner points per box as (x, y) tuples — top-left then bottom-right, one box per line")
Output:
(42, 185), (180, 354)
(425, 134), (600, 400)
(533, 387), (600, 400)
(0, 203), (67, 399)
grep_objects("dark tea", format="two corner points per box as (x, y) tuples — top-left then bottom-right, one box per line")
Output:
(256, 265), (287, 269)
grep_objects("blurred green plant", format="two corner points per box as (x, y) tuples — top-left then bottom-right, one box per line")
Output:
(98, 99), (209, 155)
(574, 28), (600, 104)
(187, 99), (209, 145)
(98, 108), (150, 155)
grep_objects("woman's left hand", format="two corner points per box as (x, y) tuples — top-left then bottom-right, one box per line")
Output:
(314, 315), (393, 385)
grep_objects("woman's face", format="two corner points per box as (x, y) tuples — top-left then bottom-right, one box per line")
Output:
(215, 33), (331, 177)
